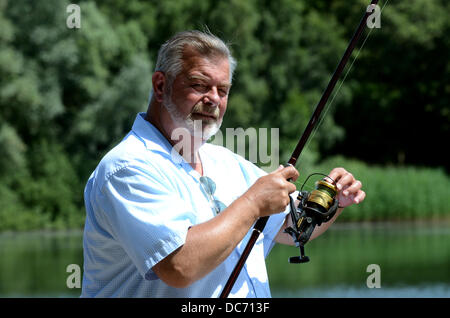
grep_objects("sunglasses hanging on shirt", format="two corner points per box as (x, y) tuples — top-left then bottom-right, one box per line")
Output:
(199, 176), (227, 215)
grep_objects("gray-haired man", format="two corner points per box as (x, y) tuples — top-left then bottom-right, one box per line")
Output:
(81, 30), (365, 297)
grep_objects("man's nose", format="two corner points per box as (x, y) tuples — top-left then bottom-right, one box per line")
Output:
(203, 87), (220, 107)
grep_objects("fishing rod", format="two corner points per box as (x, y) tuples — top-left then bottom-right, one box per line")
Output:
(220, 0), (380, 298)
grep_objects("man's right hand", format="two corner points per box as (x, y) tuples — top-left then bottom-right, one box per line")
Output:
(243, 165), (299, 218)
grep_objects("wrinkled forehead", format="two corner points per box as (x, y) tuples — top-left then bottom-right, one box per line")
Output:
(181, 46), (231, 83)
(182, 46), (231, 85)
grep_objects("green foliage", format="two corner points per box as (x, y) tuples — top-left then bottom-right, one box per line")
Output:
(1, 0), (151, 230)
(0, 141), (85, 231)
(0, 0), (448, 230)
(0, 123), (27, 177)
(327, 0), (450, 169)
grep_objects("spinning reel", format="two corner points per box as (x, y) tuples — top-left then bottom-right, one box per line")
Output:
(284, 173), (340, 263)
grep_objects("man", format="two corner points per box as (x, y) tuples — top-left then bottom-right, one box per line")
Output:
(81, 30), (365, 297)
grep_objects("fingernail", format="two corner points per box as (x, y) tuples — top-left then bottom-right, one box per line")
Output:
(337, 184), (342, 190)
(354, 198), (359, 204)
(343, 190), (349, 196)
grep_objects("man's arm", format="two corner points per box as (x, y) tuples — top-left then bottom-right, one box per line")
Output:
(152, 165), (299, 288)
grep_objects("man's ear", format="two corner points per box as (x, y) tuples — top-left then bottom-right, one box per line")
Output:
(152, 71), (166, 103)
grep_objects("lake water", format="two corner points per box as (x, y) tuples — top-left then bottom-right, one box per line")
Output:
(267, 221), (450, 297)
(0, 222), (448, 298)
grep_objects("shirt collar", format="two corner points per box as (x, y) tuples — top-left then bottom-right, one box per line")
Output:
(131, 112), (175, 156)
(132, 112), (209, 175)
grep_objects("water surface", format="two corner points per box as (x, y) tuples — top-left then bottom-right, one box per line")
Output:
(267, 221), (450, 297)
(0, 222), (448, 297)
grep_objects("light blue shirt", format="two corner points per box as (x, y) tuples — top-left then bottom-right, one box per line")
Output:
(81, 112), (288, 297)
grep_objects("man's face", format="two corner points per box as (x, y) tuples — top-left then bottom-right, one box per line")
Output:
(162, 50), (231, 141)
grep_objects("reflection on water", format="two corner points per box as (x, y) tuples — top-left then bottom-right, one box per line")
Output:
(275, 284), (450, 298)
(0, 230), (83, 297)
(0, 222), (448, 297)
(267, 221), (450, 297)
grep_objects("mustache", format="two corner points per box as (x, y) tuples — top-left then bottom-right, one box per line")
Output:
(190, 102), (220, 119)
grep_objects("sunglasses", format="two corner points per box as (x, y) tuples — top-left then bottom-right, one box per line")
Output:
(199, 176), (227, 215)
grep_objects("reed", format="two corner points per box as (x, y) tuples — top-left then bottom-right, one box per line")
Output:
(295, 156), (450, 222)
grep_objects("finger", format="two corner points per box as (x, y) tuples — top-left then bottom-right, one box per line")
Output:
(271, 165), (284, 173)
(280, 166), (299, 182)
(328, 167), (347, 183)
(342, 180), (362, 196)
(354, 190), (366, 204)
(287, 181), (297, 194)
(336, 172), (354, 191)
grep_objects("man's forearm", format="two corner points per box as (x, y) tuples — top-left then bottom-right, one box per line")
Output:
(309, 207), (343, 241)
(151, 194), (259, 288)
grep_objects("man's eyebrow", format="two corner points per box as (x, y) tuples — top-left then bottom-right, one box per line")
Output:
(187, 74), (209, 82)
(187, 74), (231, 88)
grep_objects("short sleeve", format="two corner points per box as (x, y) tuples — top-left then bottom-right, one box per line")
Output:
(94, 164), (195, 280)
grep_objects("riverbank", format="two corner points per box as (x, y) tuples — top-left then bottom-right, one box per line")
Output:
(1, 156), (449, 231)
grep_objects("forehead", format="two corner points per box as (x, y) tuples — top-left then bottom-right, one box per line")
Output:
(180, 48), (231, 85)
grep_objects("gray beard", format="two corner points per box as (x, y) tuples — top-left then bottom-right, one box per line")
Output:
(162, 94), (222, 141)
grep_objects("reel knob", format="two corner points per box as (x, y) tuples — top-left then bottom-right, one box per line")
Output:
(289, 244), (310, 264)
(289, 256), (310, 264)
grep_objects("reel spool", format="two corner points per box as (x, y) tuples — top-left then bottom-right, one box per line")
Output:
(303, 177), (338, 219)
(285, 173), (339, 264)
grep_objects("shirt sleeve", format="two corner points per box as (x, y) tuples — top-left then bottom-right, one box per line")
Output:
(94, 164), (195, 280)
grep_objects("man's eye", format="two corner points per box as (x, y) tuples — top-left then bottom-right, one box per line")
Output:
(192, 84), (207, 91)
(219, 89), (229, 97)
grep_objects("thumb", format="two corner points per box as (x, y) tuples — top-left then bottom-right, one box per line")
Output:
(271, 165), (284, 174)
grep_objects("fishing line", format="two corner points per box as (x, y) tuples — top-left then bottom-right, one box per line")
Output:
(301, 0), (389, 160)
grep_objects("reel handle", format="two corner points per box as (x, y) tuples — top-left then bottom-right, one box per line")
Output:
(289, 245), (310, 263)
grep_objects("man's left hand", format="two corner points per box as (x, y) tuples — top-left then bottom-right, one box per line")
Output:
(328, 167), (365, 208)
